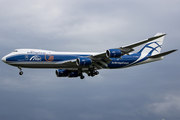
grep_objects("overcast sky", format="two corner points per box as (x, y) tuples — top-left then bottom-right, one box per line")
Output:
(0, 0), (180, 120)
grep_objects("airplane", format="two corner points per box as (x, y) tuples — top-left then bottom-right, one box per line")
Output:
(2, 33), (177, 79)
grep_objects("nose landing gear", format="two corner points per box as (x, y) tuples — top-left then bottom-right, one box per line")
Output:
(18, 67), (23, 75)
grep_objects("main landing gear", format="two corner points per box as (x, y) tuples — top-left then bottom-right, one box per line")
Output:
(78, 68), (99, 79)
(88, 69), (99, 77)
(80, 75), (85, 79)
(18, 67), (23, 75)
(79, 73), (85, 79)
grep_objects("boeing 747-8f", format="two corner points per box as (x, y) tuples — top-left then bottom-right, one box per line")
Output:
(2, 33), (177, 79)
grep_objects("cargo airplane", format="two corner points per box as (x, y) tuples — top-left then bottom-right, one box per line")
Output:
(2, 33), (177, 79)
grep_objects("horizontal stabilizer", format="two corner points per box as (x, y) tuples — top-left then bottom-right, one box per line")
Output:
(147, 49), (178, 58)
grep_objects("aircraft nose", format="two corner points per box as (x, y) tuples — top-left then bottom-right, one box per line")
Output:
(2, 56), (6, 63)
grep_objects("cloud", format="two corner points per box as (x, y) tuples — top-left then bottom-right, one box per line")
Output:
(149, 95), (180, 114)
(0, 0), (180, 120)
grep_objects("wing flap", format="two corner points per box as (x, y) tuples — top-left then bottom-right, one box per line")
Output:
(55, 59), (77, 66)
(89, 53), (112, 69)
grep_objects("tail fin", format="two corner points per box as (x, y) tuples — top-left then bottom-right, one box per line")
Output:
(138, 33), (165, 56)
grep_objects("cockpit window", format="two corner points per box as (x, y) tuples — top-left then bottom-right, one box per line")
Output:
(13, 50), (18, 52)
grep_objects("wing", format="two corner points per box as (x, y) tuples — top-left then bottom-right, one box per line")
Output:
(89, 33), (166, 69)
(121, 33), (166, 49)
(56, 33), (166, 69)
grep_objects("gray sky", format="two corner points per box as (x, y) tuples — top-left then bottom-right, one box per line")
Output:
(0, 0), (180, 120)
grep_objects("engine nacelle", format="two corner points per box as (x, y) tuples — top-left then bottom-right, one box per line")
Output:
(68, 71), (79, 77)
(76, 57), (92, 66)
(56, 69), (79, 78)
(55, 69), (69, 77)
(106, 49), (122, 58)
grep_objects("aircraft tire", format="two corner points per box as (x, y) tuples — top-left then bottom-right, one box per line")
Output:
(19, 71), (23, 75)
(80, 75), (85, 79)
(95, 71), (99, 75)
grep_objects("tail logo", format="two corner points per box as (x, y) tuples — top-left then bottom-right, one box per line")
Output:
(146, 41), (162, 52)
(139, 41), (162, 56)
(127, 41), (163, 67)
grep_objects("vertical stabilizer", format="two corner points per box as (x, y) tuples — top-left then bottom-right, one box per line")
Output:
(138, 33), (165, 56)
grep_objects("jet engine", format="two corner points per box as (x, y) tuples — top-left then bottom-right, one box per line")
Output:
(55, 69), (79, 78)
(55, 69), (69, 77)
(106, 49), (122, 58)
(68, 71), (79, 77)
(76, 57), (92, 66)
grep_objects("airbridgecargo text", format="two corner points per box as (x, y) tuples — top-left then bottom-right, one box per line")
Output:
(112, 62), (129, 64)
(27, 51), (46, 54)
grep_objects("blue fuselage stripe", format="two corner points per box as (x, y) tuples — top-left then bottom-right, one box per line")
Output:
(6, 53), (143, 69)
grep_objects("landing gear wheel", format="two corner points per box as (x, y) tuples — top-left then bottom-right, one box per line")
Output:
(88, 72), (91, 76)
(18, 67), (23, 75)
(91, 73), (95, 77)
(19, 71), (23, 75)
(80, 75), (85, 79)
(94, 71), (99, 75)
(88, 69), (99, 77)
(79, 73), (85, 79)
